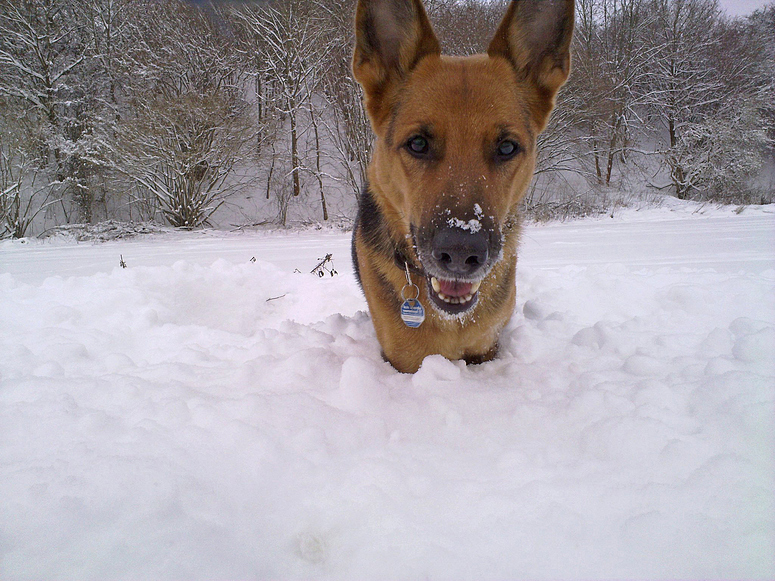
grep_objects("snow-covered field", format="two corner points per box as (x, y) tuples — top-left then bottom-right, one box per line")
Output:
(1, 203), (774, 580)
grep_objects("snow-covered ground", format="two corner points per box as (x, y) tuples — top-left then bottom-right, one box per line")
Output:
(1, 203), (774, 580)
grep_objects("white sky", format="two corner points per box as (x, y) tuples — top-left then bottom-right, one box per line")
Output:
(718, 0), (771, 16)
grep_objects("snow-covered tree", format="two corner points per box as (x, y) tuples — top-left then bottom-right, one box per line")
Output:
(0, 0), (102, 223)
(232, 0), (325, 201)
(573, 0), (658, 186)
(1, 0), (771, 233)
(0, 104), (59, 238)
(315, 0), (372, 208)
(639, 0), (771, 201)
(426, 0), (510, 55)
(109, 0), (254, 228)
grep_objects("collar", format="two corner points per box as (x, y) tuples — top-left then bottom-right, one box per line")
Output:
(393, 240), (425, 279)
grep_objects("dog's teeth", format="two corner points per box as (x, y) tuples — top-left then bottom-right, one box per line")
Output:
(435, 284), (476, 307)
(470, 281), (481, 293)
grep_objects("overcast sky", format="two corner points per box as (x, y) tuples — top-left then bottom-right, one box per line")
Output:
(718, 0), (771, 16)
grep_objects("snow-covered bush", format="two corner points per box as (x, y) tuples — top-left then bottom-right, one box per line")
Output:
(666, 107), (770, 204)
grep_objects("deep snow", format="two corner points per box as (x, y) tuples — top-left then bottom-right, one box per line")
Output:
(1, 203), (774, 580)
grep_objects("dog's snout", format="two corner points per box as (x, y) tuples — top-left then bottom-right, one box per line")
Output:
(430, 227), (489, 276)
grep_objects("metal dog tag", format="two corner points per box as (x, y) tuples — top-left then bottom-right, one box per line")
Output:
(400, 298), (425, 328)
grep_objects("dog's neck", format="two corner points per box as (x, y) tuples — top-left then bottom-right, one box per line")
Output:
(393, 245), (423, 278)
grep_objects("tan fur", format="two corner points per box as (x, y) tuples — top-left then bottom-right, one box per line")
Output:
(353, 0), (574, 373)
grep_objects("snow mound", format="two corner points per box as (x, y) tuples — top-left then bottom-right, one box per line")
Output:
(39, 220), (167, 243)
(0, 210), (773, 579)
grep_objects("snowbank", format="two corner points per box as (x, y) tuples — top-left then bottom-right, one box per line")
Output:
(0, 207), (773, 579)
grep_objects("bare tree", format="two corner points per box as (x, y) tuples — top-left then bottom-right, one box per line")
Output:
(110, 0), (255, 228)
(573, 0), (659, 186)
(0, 0), (101, 223)
(642, 0), (724, 198)
(315, 0), (372, 206)
(232, 0), (325, 200)
(0, 108), (59, 237)
(1, 0), (771, 234)
(640, 0), (772, 201)
(426, 0), (509, 55)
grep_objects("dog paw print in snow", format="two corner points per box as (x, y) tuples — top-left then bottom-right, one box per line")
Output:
(296, 532), (328, 565)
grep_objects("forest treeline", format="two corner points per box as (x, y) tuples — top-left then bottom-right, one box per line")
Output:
(0, 0), (773, 237)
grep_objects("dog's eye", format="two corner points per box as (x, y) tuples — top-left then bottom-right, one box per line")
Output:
(406, 135), (430, 157)
(496, 139), (520, 160)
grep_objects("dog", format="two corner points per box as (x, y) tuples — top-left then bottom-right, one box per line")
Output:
(351, 0), (574, 373)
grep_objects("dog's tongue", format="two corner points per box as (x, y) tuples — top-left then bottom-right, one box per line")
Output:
(438, 279), (473, 298)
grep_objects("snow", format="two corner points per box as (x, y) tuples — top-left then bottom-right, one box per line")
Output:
(447, 216), (482, 233)
(445, 203), (486, 233)
(1, 204), (774, 579)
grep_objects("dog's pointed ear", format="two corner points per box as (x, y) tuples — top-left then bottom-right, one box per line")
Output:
(353, 0), (440, 125)
(488, 0), (574, 124)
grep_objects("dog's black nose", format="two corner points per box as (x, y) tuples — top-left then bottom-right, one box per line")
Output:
(430, 227), (489, 276)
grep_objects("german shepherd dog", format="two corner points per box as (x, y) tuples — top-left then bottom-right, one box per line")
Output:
(352, 0), (574, 373)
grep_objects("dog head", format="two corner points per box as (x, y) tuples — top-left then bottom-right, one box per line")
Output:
(353, 0), (574, 316)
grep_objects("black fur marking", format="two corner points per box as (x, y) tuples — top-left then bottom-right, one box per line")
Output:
(352, 182), (419, 295)
(464, 343), (499, 366)
(353, 184), (389, 289)
(351, 205), (364, 288)
(376, 268), (401, 310)
(396, 224), (424, 278)
(352, 184), (379, 288)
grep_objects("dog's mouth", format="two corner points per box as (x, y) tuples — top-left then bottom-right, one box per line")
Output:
(427, 275), (481, 315)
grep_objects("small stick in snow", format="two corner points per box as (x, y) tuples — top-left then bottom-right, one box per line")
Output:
(311, 254), (337, 277)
